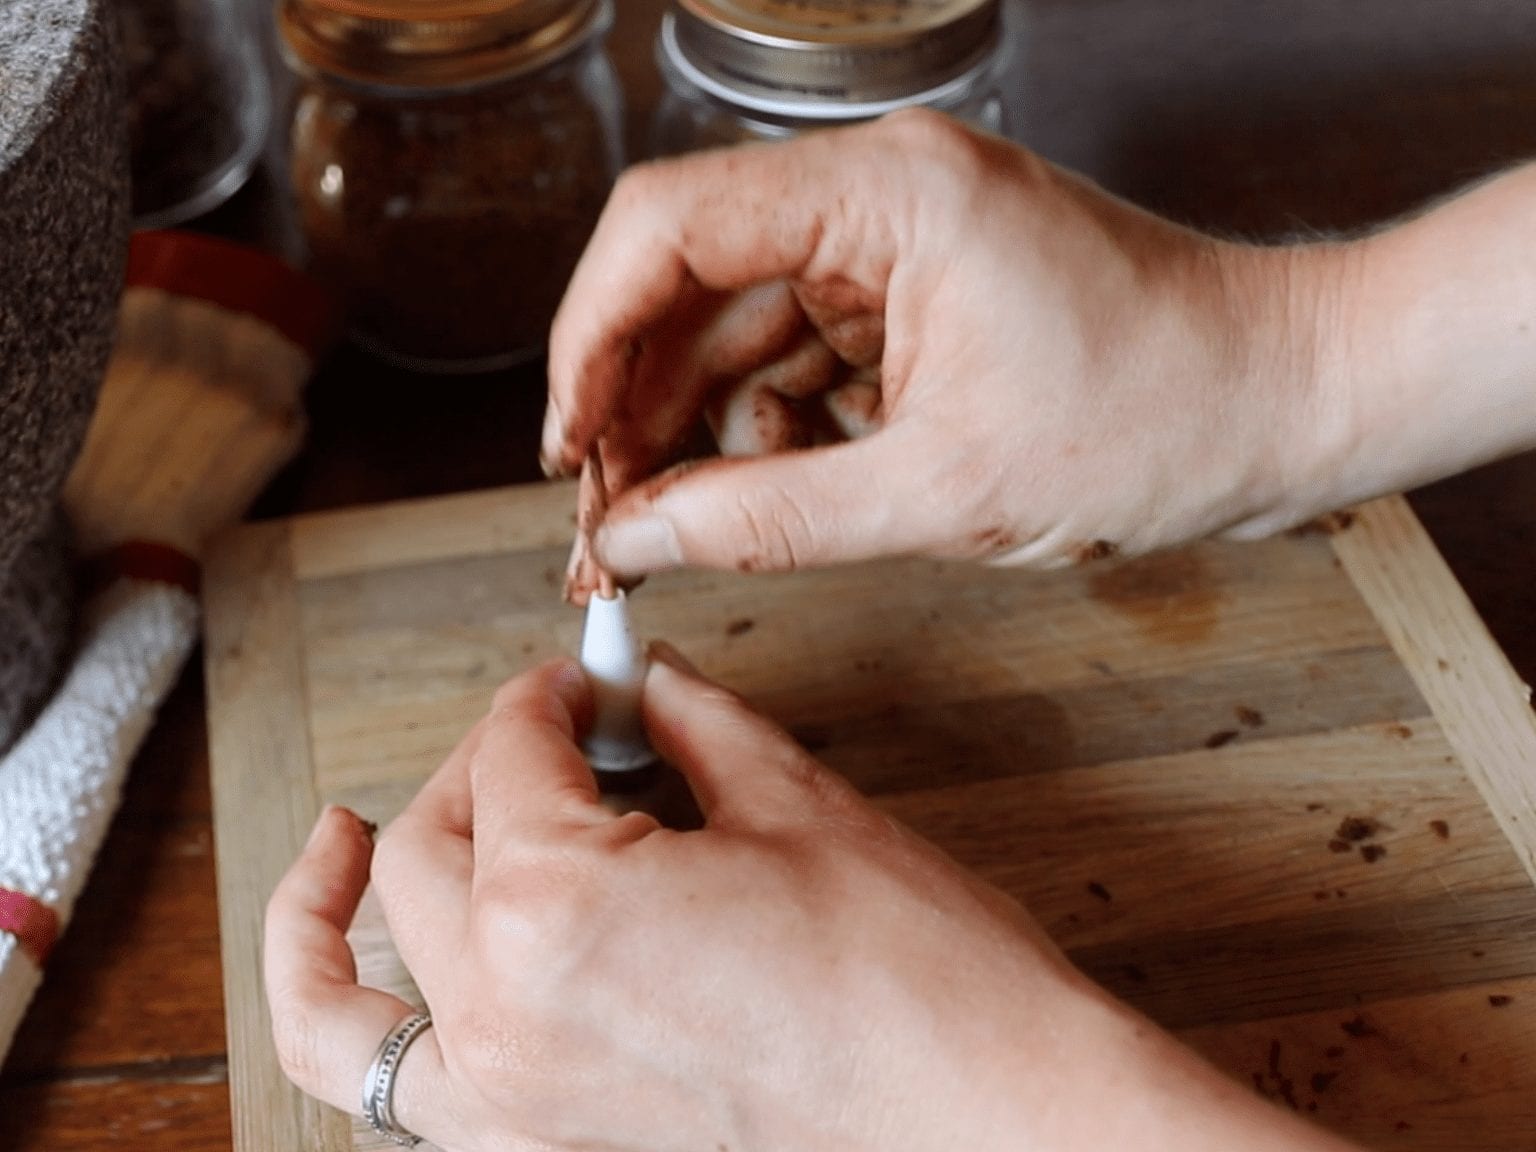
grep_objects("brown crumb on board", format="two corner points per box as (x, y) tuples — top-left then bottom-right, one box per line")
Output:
(1336, 816), (1381, 842)
(725, 618), (755, 637)
(1311, 1072), (1338, 1094)
(1386, 723), (1413, 739)
(1429, 819), (1450, 840)
(1489, 994), (1514, 1008)
(1360, 844), (1388, 864)
(1205, 729), (1239, 749)
(1235, 705), (1265, 727)
(1327, 839), (1353, 854)
(1087, 881), (1113, 903)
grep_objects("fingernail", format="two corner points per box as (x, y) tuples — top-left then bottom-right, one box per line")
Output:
(596, 516), (683, 575)
(648, 639), (701, 675)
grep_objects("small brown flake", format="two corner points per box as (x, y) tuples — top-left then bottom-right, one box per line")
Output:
(1205, 729), (1240, 749)
(725, 617), (755, 637)
(1311, 1071), (1338, 1094)
(1336, 815), (1381, 842)
(1306, 802), (1326, 812)
(1360, 844), (1388, 863)
(1471, 949), (1486, 959)
(1235, 705), (1265, 728)
(1429, 819), (1450, 840)
(1386, 722), (1413, 739)
(1076, 539), (1119, 563)
(1328, 839), (1353, 854)
(1341, 1015), (1376, 1039)
(1489, 994), (1514, 1008)
(1087, 881), (1113, 903)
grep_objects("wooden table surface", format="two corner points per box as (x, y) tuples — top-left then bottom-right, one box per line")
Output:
(6, 1), (1536, 1146)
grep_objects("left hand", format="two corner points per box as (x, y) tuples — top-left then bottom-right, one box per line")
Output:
(264, 650), (1361, 1152)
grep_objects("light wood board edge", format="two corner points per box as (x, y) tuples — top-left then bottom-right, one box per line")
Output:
(1334, 495), (1536, 886)
(204, 522), (351, 1152)
(290, 480), (577, 581)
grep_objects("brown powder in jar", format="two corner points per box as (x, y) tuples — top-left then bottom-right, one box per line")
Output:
(292, 61), (614, 368)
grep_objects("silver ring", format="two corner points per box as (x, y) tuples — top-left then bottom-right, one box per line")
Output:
(362, 1010), (433, 1147)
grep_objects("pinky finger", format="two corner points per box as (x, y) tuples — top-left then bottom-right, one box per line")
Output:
(264, 806), (457, 1147)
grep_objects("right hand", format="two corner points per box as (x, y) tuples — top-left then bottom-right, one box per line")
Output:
(542, 110), (1350, 577)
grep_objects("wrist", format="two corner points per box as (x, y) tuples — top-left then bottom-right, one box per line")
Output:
(1207, 236), (1367, 535)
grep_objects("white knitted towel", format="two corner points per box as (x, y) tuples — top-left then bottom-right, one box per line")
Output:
(0, 578), (199, 1069)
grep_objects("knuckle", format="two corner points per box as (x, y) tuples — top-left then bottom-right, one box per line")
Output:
(877, 108), (979, 166)
(269, 997), (324, 1092)
(730, 487), (815, 572)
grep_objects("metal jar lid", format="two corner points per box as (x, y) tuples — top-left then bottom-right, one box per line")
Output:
(280, 0), (608, 89)
(661, 0), (1002, 118)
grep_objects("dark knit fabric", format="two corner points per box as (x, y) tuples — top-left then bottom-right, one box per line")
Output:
(0, 517), (74, 752)
(0, 0), (129, 754)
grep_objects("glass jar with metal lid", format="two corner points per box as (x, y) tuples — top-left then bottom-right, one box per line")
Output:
(279, 0), (623, 372)
(653, 0), (1013, 156)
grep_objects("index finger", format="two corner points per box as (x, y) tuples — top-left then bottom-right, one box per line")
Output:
(542, 120), (906, 476)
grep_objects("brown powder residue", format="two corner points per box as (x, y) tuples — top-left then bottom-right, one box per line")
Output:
(1288, 510), (1357, 537)
(1088, 549), (1223, 647)
(1075, 539), (1119, 564)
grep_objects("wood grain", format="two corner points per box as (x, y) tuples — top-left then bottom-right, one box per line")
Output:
(201, 481), (1536, 1150)
(1332, 498), (1536, 884)
(204, 523), (350, 1152)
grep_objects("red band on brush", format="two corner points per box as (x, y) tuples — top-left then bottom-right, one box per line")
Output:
(81, 541), (202, 600)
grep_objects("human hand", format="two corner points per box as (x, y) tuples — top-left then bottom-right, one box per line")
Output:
(265, 649), (1360, 1152)
(541, 110), (1349, 578)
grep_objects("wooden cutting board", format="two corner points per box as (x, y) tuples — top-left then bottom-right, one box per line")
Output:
(204, 483), (1536, 1152)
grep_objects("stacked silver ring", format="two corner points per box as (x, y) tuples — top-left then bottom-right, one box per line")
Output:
(363, 1010), (434, 1147)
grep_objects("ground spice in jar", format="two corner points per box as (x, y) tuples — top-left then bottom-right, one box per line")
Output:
(282, 0), (621, 372)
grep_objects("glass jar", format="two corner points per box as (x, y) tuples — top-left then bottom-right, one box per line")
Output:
(120, 0), (269, 226)
(280, 0), (623, 373)
(653, 0), (1014, 156)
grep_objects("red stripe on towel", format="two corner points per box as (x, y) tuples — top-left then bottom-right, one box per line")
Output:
(0, 888), (59, 966)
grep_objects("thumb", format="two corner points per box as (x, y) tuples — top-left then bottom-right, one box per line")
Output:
(595, 431), (931, 578)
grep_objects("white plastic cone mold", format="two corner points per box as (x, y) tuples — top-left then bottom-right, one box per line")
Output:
(578, 590), (657, 772)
